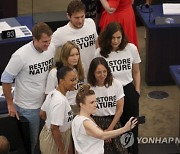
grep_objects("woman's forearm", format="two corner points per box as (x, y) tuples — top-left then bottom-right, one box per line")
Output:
(100, 0), (116, 14)
(107, 99), (124, 130)
(51, 124), (65, 154)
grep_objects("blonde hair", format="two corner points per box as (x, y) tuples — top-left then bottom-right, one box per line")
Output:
(54, 41), (85, 81)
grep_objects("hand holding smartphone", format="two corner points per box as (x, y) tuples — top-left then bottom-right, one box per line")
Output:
(137, 116), (145, 124)
(132, 116), (145, 125)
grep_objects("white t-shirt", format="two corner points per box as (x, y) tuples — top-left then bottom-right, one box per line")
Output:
(5, 41), (55, 109)
(45, 68), (57, 94)
(95, 43), (141, 86)
(72, 115), (104, 154)
(45, 68), (84, 105)
(91, 79), (124, 116)
(41, 89), (73, 132)
(51, 18), (98, 75)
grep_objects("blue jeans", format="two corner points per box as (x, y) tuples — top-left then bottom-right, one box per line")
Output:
(16, 105), (40, 154)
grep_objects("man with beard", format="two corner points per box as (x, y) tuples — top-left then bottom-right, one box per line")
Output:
(52, 0), (98, 76)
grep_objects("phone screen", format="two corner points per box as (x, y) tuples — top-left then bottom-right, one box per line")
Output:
(137, 116), (145, 124)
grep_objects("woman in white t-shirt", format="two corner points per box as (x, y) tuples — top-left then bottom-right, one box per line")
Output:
(72, 84), (137, 154)
(96, 22), (141, 154)
(39, 66), (78, 154)
(45, 41), (85, 114)
(87, 57), (126, 153)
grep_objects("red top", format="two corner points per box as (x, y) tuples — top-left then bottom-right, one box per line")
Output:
(99, 0), (138, 48)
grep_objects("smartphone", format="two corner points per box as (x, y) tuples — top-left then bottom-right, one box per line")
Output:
(137, 116), (145, 124)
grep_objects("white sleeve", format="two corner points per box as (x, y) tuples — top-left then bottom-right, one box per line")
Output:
(45, 68), (58, 94)
(41, 96), (48, 111)
(51, 28), (64, 49)
(114, 79), (125, 101)
(95, 48), (101, 57)
(50, 97), (65, 126)
(5, 54), (24, 76)
(72, 116), (90, 153)
(130, 44), (141, 64)
(91, 19), (98, 40)
(1, 70), (15, 83)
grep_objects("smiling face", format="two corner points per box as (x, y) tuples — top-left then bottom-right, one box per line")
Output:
(67, 48), (80, 67)
(68, 11), (85, 29)
(80, 94), (97, 114)
(33, 33), (51, 52)
(94, 64), (107, 86)
(111, 30), (122, 51)
(61, 70), (78, 92)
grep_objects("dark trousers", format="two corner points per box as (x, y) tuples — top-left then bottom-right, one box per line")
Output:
(120, 82), (140, 154)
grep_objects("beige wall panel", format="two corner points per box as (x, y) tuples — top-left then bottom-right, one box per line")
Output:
(18, 0), (71, 15)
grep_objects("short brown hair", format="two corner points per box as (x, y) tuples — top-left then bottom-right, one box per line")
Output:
(67, 0), (86, 17)
(32, 22), (52, 41)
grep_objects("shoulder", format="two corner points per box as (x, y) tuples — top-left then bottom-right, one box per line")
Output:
(95, 48), (101, 57)
(128, 43), (136, 47)
(42, 90), (56, 108)
(48, 42), (56, 50)
(14, 41), (32, 55)
(126, 43), (138, 51)
(45, 43), (56, 56)
(48, 68), (57, 76)
(126, 43), (141, 58)
(74, 115), (89, 120)
(85, 18), (95, 24)
(54, 24), (69, 33)
(49, 68), (57, 73)
(84, 18), (96, 28)
(51, 90), (66, 102)
(113, 78), (122, 86)
(11, 42), (33, 61)
(52, 24), (70, 38)
(125, 43), (139, 55)
(73, 115), (90, 126)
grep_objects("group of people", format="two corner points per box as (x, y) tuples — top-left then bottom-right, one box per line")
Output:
(82, 0), (138, 48)
(1, 0), (141, 154)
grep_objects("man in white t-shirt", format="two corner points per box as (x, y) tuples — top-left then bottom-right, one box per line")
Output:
(1, 22), (56, 154)
(51, 0), (98, 76)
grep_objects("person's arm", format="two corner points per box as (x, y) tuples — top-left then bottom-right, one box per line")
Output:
(2, 83), (19, 120)
(132, 63), (141, 94)
(100, 0), (116, 14)
(1, 55), (23, 120)
(83, 117), (137, 140)
(51, 124), (66, 154)
(95, 39), (99, 49)
(39, 109), (46, 121)
(107, 97), (124, 131)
